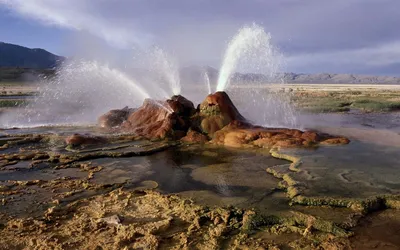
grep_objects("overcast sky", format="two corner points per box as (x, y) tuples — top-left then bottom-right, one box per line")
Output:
(1, 0), (400, 75)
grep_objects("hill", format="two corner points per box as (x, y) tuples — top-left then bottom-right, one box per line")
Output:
(180, 66), (400, 85)
(281, 72), (400, 84)
(0, 42), (64, 69)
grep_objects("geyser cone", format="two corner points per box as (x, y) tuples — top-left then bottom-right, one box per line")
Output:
(199, 91), (247, 135)
(120, 95), (195, 139)
(97, 92), (349, 148)
(170, 95), (195, 116)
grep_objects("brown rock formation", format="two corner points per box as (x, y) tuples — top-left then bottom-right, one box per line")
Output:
(213, 126), (349, 148)
(199, 91), (247, 136)
(320, 137), (350, 145)
(97, 91), (350, 148)
(98, 106), (135, 128)
(121, 95), (195, 139)
(170, 95), (195, 115)
(181, 129), (209, 144)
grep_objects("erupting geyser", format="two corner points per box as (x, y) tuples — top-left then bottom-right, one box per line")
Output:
(213, 23), (297, 128)
(1, 60), (152, 127)
(149, 47), (181, 96)
(216, 23), (280, 92)
(204, 71), (212, 94)
(2, 23), (295, 130)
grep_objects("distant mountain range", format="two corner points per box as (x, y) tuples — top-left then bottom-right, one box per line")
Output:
(0, 42), (64, 68)
(281, 72), (400, 84)
(181, 66), (400, 84)
(1, 42), (399, 84)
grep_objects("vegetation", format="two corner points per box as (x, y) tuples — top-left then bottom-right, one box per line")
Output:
(0, 67), (55, 82)
(0, 99), (28, 107)
(292, 88), (400, 113)
(352, 99), (400, 112)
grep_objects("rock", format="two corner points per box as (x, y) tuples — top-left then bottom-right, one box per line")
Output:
(96, 91), (350, 147)
(199, 91), (247, 136)
(301, 131), (320, 142)
(98, 215), (121, 226)
(213, 128), (259, 148)
(170, 95), (196, 115)
(274, 138), (304, 147)
(121, 97), (190, 139)
(320, 137), (350, 145)
(253, 138), (274, 148)
(212, 126), (339, 148)
(65, 134), (107, 146)
(98, 106), (135, 128)
(181, 129), (209, 144)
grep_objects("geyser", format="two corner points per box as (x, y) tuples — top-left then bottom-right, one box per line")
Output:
(214, 23), (297, 128)
(1, 23), (297, 131)
(204, 71), (212, 94)
(149, 47), (181, 96)
(1, 60), (152, 127)
(216, 23), (280, 92)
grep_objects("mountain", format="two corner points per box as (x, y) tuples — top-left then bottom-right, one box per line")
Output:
(281, 72), (400, 84)
(0, 42), (64, 68)
(180, 66), (400, 85)
(1, 41), (398, 84)
(180, 65), (218, 84)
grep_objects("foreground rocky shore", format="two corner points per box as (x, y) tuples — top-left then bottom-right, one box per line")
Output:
(1, 92), (399, 249)
(0, 131), (399, 249)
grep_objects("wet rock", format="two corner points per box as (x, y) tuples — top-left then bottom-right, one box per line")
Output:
(320, 137), (350, 145)
(65, 134), (108, 147)
(253, 138), (274, 148)
(301, 131), (320, 142)
(214, 128), (258, 148)
(96, 91), (349, 147)
(0, 185), (10, 192)
(181, 129), (209, 144)
(213, 125), (349, 148)
(121, 97), (192, 139)
(170, 95), (196, 115)
(98, 106), (136, 128)
(274, 138), (304, 147)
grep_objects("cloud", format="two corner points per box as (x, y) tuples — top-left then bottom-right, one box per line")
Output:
(287, 41), (400, 74)
(1, 0), (400, 74)
(0, 0), (153, 48)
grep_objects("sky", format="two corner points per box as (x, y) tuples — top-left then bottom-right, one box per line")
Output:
(1, 0), (400, 75)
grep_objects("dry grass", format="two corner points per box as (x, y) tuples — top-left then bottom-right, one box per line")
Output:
(290, 84), (400, 113)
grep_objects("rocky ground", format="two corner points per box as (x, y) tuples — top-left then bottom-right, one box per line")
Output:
(0, 131), (399, 249)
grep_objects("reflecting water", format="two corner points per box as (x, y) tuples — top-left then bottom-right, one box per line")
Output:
(280, 141), (400, 198)
(86, 145), (287, 210)
(299, 111), (400, 132)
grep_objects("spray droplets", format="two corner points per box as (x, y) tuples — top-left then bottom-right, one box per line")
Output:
(149, 47), (181, 96)
(204, 71), (212, 94)
(217, 23), (281, 92)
